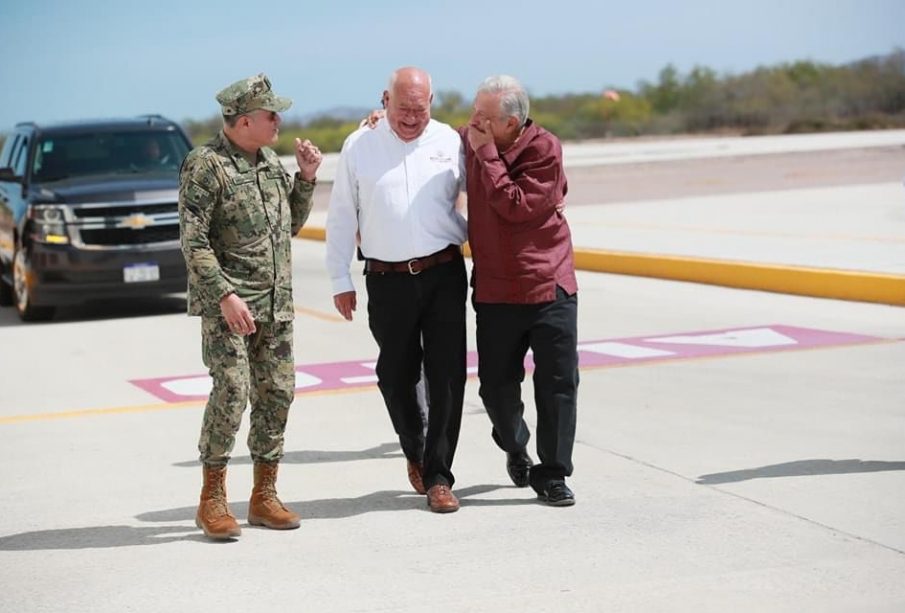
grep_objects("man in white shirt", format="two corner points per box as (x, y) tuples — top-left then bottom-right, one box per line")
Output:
(326, 67), (467, 513)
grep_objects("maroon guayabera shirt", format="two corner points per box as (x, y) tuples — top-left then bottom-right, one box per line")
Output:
(461, 119), (578, 304)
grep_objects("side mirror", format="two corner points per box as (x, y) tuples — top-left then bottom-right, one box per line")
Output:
(0, 167), (22, 183)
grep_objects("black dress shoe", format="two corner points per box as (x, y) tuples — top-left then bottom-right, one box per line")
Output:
(538, 481), (575, 506)
(506, 450), (533, 487)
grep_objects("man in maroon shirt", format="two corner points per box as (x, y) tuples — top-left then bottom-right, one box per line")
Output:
(464, 75), (578, 506)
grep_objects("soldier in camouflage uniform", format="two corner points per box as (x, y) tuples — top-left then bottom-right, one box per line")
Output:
(178, 73), (322, 540)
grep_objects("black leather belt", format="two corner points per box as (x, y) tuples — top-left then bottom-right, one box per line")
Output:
(365, 244), (461, 275)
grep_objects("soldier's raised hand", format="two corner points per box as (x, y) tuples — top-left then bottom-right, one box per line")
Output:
(295, 138), (322, 182)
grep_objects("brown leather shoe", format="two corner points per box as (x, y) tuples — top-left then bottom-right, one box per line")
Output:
(248, 462), (301, 530)
(407, 460), (426, 494)
(196, 465), (241, 540)
(426, 484), (459, 513)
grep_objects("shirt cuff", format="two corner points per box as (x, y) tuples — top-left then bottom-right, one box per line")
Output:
(295, 172), (317, 186)
(198, 275), (235, 310)
(331, 275), (355, 295)
(475, 142), (500, 163)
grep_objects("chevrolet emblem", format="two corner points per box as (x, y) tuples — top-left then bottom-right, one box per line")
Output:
(121, 213), (154, 230)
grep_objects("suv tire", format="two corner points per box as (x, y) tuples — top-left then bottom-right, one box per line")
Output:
(13, 245), (55, 321)
(0, 265), (13, 307)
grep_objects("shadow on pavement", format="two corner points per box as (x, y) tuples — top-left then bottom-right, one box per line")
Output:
(0, 295), (186, 328)
(0, 485), (535, 550)
(171, 442), (403, 467)
(0, 525), (208, 551)
(138, 484), (517, 524)
(696, 458), (905, 484)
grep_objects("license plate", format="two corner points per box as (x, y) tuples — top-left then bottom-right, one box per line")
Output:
(123, 263), (160, 283)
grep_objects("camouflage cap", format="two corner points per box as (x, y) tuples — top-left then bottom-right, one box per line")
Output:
(215, 73), (292, 117)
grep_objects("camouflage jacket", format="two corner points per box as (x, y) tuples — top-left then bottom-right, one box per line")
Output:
(178, 131), (314, 321)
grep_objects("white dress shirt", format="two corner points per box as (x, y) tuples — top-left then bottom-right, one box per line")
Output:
(326, 119), (467, 295)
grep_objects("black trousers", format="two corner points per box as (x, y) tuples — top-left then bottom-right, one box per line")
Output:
(474, 286), (578, 492)
(366, 256), (467, 489)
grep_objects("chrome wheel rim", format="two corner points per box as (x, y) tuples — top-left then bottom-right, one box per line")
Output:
(13, 248), (29, 313)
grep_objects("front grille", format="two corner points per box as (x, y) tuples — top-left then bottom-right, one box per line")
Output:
(79, 225), (179, 246)
(72, 202), (177, 219)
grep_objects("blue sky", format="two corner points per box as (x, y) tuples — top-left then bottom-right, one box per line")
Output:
(1, 0), (902, 130)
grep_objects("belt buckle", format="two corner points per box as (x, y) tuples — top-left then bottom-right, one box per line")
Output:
(407, 259), (422, 275)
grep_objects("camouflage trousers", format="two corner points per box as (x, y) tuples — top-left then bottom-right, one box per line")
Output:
(198, 316), (295, 466)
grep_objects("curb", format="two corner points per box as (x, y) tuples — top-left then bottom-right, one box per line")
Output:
(295, 228), (905, 307)
(572, 248), (905, 307)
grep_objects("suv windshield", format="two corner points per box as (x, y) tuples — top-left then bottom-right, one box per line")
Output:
(32, 130), (191, 182)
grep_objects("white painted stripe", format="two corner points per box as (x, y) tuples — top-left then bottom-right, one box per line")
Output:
(646, 328), (797, 348)
(580, 342), (675, 359)
(340, 375), (380, 385)
(161, 376), (212, 396)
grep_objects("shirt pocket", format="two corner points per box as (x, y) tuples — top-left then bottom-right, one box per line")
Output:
(423, 150), (460, 203)
(225, 174), (269, 241)
(262, 168), (290, 234)
(364, 168), (409, 221)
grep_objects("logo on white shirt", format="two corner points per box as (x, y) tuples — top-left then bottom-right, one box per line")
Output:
(430, 150), (453, 164)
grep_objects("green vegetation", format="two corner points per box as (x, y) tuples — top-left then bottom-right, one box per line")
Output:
(183, 48), (905, 153)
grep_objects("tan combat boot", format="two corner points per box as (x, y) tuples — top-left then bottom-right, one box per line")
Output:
(248, 462), (301, 530)
(195, 465), (241, 540)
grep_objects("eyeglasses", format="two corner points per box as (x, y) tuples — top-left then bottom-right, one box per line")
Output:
(246, 110), (279, 123)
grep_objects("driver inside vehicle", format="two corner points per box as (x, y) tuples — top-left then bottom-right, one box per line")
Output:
(136, 137), (171, 168)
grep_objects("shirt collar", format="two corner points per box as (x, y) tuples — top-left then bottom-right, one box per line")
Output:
(215, 130), (259, 172)
(501, 119), (537, 163)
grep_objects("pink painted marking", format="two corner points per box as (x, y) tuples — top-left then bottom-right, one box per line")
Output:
(576, 324), (878, 366)
(130, 325), (880, 403)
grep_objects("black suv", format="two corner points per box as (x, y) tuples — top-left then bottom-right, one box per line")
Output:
(0, 115), (192, 320)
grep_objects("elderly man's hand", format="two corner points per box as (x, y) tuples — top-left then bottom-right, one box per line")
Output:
(360, 109), (385, 129)
(295, 138), (322, 182)
(467, 118), (495, 152)
(333, 291), (357, 321)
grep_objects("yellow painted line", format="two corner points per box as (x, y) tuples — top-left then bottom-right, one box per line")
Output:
(294, 304), (346, 322)
(0, 384), (390, 425)
(0, 399), (204, 424)
(295, 226), (905, 307)
(297, 226), (326, 241)
(0, 388), (364, 424)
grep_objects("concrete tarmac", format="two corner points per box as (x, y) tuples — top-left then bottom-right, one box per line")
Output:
(0, 132), (903, 612)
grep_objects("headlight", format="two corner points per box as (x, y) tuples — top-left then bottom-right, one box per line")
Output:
(29, 206), (69, 244)
(40, 207), (63, 223)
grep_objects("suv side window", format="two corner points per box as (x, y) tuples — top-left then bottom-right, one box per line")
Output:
(12, 136), (30, 177)
(0, 134), (19, 168)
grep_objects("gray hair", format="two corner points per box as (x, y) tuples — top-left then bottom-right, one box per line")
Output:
(388, 67), (433, 96)
(477, 75), (529, 127)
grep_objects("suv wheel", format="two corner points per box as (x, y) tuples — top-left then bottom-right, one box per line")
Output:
(13, 246), (55, 321)
(0, 264), (13, 307)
